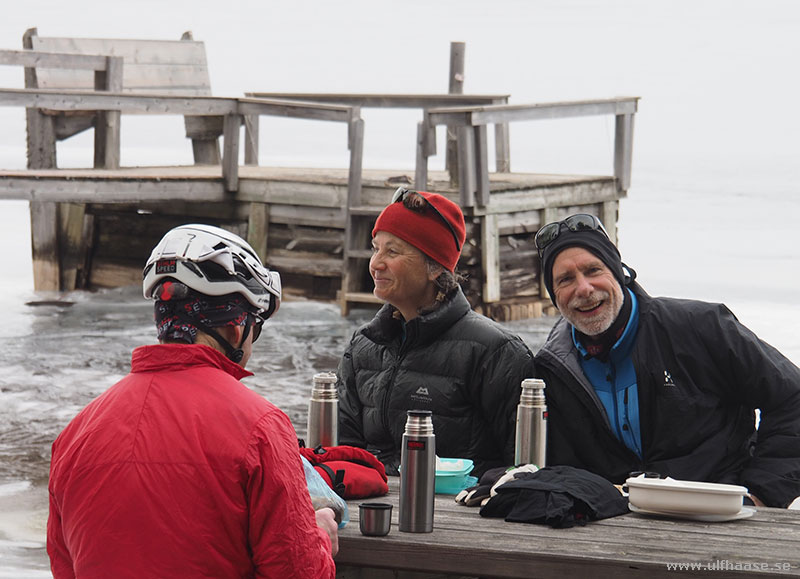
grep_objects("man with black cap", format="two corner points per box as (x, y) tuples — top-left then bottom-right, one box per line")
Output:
(534, 214), (800, 508)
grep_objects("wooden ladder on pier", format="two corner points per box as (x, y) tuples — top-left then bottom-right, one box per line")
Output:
(340, 202), (384, 316)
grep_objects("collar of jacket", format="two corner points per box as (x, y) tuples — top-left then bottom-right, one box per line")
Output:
(361, 287), (471, 348)
(130, 343), (253, 380)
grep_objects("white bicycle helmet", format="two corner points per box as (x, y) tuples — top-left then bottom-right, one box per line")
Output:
(142, 224), (281, 320)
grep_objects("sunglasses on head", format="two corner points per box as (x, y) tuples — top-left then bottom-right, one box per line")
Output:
(392, 187), (462, 252)
(534, 214), (610, 259)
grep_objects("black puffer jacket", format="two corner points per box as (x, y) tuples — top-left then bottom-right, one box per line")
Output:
(536, 283), (800, 507)
(337, 289), (536, 477)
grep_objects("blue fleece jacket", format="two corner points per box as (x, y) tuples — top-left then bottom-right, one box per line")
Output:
(573, 289), (641, 457)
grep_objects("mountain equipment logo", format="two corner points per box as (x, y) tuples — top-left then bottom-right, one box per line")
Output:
(411, 386), (432, 405)
(663, 370), (676, 387)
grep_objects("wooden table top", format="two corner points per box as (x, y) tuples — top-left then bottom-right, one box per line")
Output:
(336, 478), (800, 578)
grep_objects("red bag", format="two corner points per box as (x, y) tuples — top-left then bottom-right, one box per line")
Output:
(299, 444), (389, 500)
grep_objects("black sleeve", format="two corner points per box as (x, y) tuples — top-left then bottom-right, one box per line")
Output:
(336, 336), (368, 449)
(708, 304), (800, 507)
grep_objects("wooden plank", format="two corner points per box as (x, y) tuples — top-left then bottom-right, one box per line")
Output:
(243, 114), (259, 165)
(30, 35), (211, 93)
(347, 117), (364, 206)
(493, 97), (511, 173)
(57, 202), (87, 291)
(427, 97), (640, 127)
(0, 88), (238, 115)
(30, 36), (210, 65)
(222, 113), (241, 191)
(473, 124), (490, 206)
(614, 112), (635, 193)
(445, 41), (465, 185)
(244, 93), (511, 108)
(413, 121), (428, 190)
(24, 106), (56, 169)
(88, 260), (142, 288)
(335, 480), (800, 578)
(268, 251), (343, 277)
(0, 49), (115, 70)
(247, 202), (269, 262)
(456, 126), (475, 207)
(601, 200), (618, 245)
(481, 214), (500, 303)
(239, 97), (356, 123)
(30, 201), (59, 291)
(93, 56), (123, 169)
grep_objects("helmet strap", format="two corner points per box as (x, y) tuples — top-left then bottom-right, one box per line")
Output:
(203, 325), (246, 364)
(172, 310), (248, 364)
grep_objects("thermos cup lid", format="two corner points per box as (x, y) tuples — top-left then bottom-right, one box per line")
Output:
(407, 409), (432, 417)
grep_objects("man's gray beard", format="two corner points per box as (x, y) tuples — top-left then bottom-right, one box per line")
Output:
(565, 288), (624, 336)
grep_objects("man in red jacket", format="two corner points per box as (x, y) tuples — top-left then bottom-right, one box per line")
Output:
(47, 224), (337, 578)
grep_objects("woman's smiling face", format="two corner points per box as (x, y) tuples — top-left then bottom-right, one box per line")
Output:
(369, 231), (439, 321)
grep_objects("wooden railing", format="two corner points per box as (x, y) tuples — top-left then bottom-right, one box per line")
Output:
(1, 49), (124, 169)
(245, 92), (512, 173)
(0, 87), (365, 202)
(416, 96), (639, 207)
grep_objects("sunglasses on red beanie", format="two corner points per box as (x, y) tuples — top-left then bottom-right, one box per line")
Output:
(391, 187), (462, 252)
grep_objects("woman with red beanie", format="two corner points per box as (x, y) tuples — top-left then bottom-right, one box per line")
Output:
(336, 188), (536, 478)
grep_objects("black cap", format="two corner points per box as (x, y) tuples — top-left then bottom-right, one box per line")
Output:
(541, 227), (626, 305)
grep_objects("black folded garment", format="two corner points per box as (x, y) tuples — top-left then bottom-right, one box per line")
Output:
(479, 465), (629, 528)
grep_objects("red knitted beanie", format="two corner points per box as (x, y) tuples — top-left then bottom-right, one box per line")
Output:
(372, 192), (466, 272)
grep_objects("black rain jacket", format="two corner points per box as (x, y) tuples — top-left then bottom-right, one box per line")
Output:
(536, 283), (800, 507)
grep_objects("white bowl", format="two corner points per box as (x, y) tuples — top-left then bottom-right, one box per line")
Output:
(626, 476), (748, 516)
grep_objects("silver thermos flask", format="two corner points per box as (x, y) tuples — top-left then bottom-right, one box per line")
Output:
(399, 409), (436, 533)
(514, 378), (547, 467)
(306, 371), (338, 448)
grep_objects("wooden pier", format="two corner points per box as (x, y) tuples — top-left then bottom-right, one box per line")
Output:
(0, 31), (638, 320)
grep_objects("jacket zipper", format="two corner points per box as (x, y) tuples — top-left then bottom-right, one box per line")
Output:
(380, 340), (407, 445)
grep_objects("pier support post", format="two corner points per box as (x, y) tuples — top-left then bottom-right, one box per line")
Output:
(445, 41), (465, 188)
(247, 203), (270, 263)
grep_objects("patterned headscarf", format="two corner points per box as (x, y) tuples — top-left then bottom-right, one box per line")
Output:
(153, 280), (251, 343)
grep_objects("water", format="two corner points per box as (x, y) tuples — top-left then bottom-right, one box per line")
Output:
(1, 0), (799, 575)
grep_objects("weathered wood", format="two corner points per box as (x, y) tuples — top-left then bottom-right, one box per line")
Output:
(414, 121), (428, 189)
(336, 479), (800, 578)
(445, 41), (465, 187)
(615, 112), (635, 193)
(427, 98), (640, 127)
(0, 49), (104, 69)
(245, 93), (510, 108)
(473, 124), (490, 206)
(1, 37), (634, 322)
(243, 114), (259, 165)
(27, 32), (211, 95)
(57, 202), (87, 291)
(247, 202), (270, 262)
(93, 55), (123, 169)
(347, 116), (364, 207)
(222, 113), (242, 191)
(268, 251), (343, 277)
(493, 98), (511, 173)
(30, 201), (59, 291)
(481, 213), (500, 303)
(601, 200), (619, 245)
(456, 126), (475, 207)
